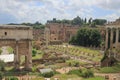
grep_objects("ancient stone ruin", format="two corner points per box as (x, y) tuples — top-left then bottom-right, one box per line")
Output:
(0, 25), (33, 70)
(101, 19), (120, 67)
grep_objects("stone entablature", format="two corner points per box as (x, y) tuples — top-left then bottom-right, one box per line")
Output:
(105, 25), (120, 50)
(0, 25), (33, 40)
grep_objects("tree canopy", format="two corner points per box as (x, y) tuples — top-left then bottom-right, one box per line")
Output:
(93, 19), (107, 25)
(69, 28), (102, 47)
(8, 16), (107, 29)
(47, 17), (107, 27)
(8, 21), (45, 29)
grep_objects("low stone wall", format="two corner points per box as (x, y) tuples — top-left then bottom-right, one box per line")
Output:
(32, 57), (69, 65)
(49, 41), (62, 45)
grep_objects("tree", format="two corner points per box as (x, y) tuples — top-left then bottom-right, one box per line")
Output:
(53, 18), (57, 22)
(0, 72), (3, 80)
(61, 19), (71, 24)
(84, 18), (87, 24)
(93, 19), (107, 25)
(90, 22), (96, 27)
(32, 49), (37, 57)
(69, 36), (76, 44)
(81, 69), (94, 78)
(88, 18), (92, 24)
(69, 28), (102, 47)
(72, 16), (83, 26)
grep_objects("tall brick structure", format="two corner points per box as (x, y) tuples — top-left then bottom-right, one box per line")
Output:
(45, 23), (79, 44)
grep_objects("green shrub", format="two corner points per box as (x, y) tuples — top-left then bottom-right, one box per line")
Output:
(32, 66), (37, 72)
(0, 60), (5, 71)
(67, 60), (80, 67)
(68, 69), (82, 76)
(6, 76), (18, 80)
(68, 69), (94, 78)
(41, 71), (54, 78)
(32, 49), (37, 57)
(0, 72), (3, 80)
(81, 69), (94, 78)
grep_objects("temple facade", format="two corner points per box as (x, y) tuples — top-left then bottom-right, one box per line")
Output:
(105, 19), (120, 61)
(105, 19), (120, 49)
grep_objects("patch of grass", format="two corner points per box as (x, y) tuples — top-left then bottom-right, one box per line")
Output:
(5, 67), (14, 71)
(32, 49), (44, 60)
(68, 69), (82, 76)
(31, 77), (44, 80)
(32, 53), (43, 60)
(99, 63), (120, 73)
(68, 69), (94, 78)
(51, 74), (81, 80)
(82, 76), (105, 80)
(48, 45), (103, 62)
(7, 47), (13, 54)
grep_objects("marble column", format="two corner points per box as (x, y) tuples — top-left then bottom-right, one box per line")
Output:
(105, 29), (108, 50)
(115, 28), (119, 48)
(110, 28), (113, 49)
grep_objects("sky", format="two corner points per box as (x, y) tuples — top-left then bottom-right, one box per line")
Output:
(0, 0), (120, 24)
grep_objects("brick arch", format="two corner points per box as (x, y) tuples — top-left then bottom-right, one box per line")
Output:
(0, 40), (16, 50)
(0, 39), (32, 70)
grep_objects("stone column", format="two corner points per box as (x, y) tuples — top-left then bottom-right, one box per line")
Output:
(25, 40), (32, 71)
(14, 40), (20, 70)
(115, 28), (119, 48)
(105, 29), (109, 50)
(110, 28), (113, 49)
(45, 27), (50, 47)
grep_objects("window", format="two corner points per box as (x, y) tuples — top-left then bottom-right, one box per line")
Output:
(5, 32), (7, 35)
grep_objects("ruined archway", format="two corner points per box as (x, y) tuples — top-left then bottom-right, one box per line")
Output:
(0, 25), (33, 70)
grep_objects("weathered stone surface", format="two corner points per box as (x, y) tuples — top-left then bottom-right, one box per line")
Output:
(45, 23), (80, 43)
(0, 25), (33, 70)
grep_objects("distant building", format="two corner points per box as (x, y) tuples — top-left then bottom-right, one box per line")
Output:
(33, 29), (44, 41)
(45, 23), (80, 44)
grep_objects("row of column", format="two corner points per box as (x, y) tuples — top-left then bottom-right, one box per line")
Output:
(105, 28), (119, 50)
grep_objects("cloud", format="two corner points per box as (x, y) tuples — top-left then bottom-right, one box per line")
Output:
(0, 0), (120, 24)
(97, 0), (120, 10)
(103, 13), (119, 21)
